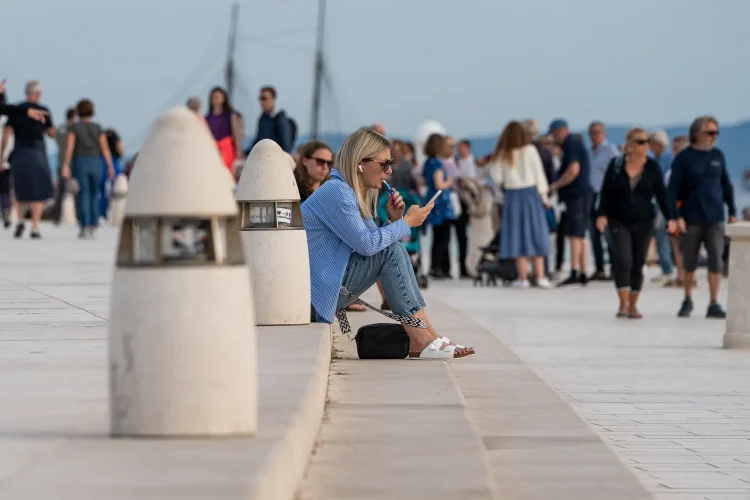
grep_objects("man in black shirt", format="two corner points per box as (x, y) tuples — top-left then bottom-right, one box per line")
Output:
(548, 119), (593, 286)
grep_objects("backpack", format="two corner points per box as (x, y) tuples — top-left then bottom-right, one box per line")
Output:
(273, 111), (297, 151)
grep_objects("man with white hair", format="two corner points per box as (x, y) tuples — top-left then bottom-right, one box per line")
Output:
(0, 80), (56, 239)
(649, 129), (675, 283)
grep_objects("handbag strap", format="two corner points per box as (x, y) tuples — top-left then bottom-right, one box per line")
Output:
(335, 286), (427, 340)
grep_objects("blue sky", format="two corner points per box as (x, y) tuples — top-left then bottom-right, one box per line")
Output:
(1, 0), (747, 151)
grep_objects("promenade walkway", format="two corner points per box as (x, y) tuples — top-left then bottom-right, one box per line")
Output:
(2, 225), (749, 500)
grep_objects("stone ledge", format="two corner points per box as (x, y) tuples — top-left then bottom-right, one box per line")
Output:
(0, 323), (332, 499)
(727, 221), (750, 239)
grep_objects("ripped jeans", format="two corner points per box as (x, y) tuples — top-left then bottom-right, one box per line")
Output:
(337, 241), (426, 317)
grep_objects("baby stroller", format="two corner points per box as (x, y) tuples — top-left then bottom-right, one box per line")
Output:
(473, 228), (518, 287)
(377, 189), (429, 289)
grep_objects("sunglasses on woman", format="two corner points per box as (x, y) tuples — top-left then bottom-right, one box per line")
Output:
(363, 157), (395, 172)
(633, 139), (649, 145)
(308, 156), (333, 168)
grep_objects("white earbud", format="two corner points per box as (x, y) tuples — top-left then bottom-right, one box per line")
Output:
(358, 164), (364, 173)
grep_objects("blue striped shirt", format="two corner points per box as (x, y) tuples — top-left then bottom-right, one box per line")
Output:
(301, 169), (411, 323)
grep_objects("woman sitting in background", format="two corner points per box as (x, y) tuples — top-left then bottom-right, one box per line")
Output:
(294, 140), (333, 202)
(596, 127), (676, 318)
(489, 121), (551, 288)
(302, 128), (474, 359)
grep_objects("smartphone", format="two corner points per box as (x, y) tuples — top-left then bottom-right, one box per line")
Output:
(426, 190), (442, 206)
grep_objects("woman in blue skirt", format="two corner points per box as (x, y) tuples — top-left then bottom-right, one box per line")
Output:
(489, 121), (551, 288)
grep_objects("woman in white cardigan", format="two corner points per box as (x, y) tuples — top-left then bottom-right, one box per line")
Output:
(489, 121), (552, 288)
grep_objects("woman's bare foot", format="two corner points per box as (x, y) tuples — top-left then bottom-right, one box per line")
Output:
(628, 307), (643, 319)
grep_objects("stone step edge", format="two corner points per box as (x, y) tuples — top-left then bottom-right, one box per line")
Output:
(249, 324), (333, 500)
(443, 361), (503, 499)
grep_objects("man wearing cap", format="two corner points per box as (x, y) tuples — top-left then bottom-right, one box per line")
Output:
(548, 119), (592, 286)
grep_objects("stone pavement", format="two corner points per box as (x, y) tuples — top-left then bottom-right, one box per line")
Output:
(298, 286), (652, 500)
(0, 225), (331, 500)
(426, 270), (750, 500)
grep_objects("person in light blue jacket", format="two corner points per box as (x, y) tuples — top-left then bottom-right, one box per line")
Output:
(302, 128), (474, 359)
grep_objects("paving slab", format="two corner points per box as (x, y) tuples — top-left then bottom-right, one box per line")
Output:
(0, 225), (331, 500)
(299, 286), (651, 499)
(425, 268), (750, 498)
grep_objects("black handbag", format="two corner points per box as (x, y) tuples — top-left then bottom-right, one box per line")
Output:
(335, 287), (427, 360)
(354, 323), (409, 359)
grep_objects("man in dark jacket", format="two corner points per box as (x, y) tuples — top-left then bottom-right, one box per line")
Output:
(668, 115), (737, 319)
(250, 86), (293, 153)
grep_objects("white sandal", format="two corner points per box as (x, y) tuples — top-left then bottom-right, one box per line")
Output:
(409, 338), (473, 359)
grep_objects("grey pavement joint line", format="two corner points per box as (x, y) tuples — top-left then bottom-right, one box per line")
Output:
(0, 277), (108, 322)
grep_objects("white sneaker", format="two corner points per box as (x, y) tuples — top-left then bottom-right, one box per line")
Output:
(651, 274), (671, 284)
(536, 277), (552, 289)
(512, 279), (530, 289)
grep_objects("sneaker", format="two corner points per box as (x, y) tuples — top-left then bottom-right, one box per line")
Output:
(557, 273), (579, 287)
(580, 273), (589, 287)
(13, 222), (24, 239)
(511, 279), (530, 289)
(677, 298), (694, 318)
(30, 231), (41, 239)
(536, 277), (552, 289)
(706, 303), (726, 319)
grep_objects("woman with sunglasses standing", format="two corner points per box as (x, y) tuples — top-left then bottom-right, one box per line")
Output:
(596, 128), (677, 318)
(303, 128), (474, 359)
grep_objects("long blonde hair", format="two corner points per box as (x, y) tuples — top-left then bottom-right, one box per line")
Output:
(336, 128), (392, 219)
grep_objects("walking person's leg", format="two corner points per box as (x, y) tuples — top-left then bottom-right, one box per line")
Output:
(456, 208), (470, 277)
(430, 222), (451, 277)
(628, 222), (653, 319)
(678, 225), (703, 317)
(52, 173), (67, 224)
(88, 160), (103, 232)
(705, 223), (727, 318)
(653, 227), (674, 280)
(590, 192), (606, 278)
(73, 158), (91, 233)
(555, 212), (566, 273)
(610, 221), (633, 317)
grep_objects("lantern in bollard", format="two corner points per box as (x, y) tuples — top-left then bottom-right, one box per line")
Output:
(236, 139), (311, 325)
(108, 107), (257, 438)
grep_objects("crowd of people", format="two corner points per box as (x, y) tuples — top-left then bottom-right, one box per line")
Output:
(0, 79), (125, 239)
(273, 112), (737, 322)
(0, 78), (740, 326)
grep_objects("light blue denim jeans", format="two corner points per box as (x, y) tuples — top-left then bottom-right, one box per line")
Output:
(654, 228), (674, 275)
(336, 241), (426, 317)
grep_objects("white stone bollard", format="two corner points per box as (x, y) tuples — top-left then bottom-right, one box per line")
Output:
(109, 175), (128, 227)
(108, 107), (257, 437)
(286, 152), (296, 170)
(236, 139), (311, 326)
(61, 178), (79, 226)
(723, 222), (750, 349)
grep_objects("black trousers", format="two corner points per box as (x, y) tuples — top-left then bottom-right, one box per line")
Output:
(441, 209), (469, 275)
(609, 220), (652, 292)
(590, 192), (607, 273)
(431, 222), (452, 274)
(555, 211), (567, 271)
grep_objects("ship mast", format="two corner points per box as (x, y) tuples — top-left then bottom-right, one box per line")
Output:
(310, 0), (326, 139)
(225, 2), (240, 103)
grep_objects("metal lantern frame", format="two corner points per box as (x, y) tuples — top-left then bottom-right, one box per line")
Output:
(238, 200), (304, 230)
(116, 215), (245, 267)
